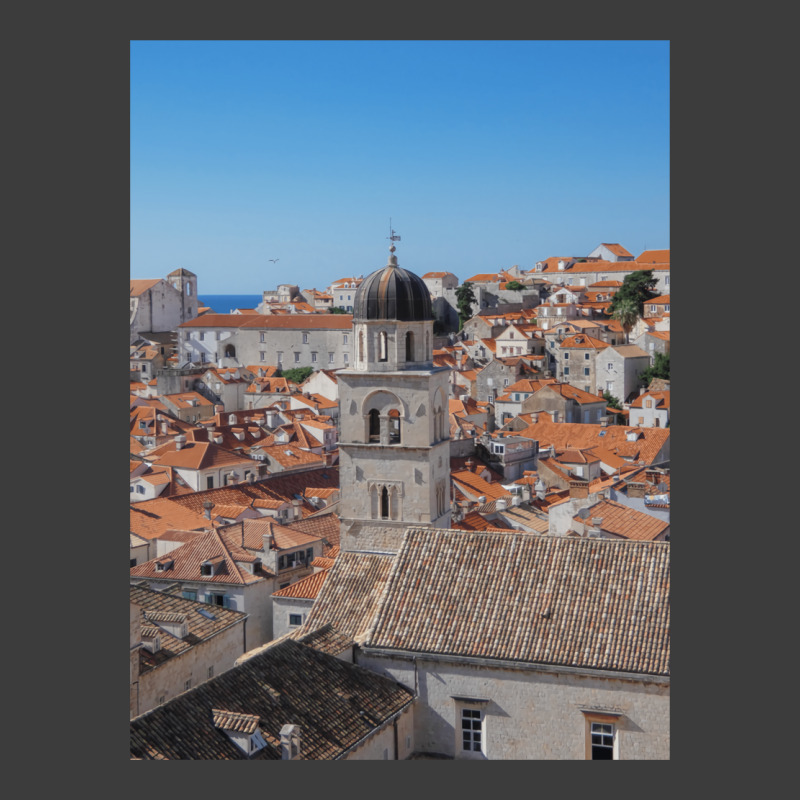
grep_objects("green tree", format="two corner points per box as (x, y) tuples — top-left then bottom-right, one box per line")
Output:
(504, 280), (524, 291)
(281, 366), (314, 385)
(638, 352), (670, 386)
(609, 269), (658, 317)
(329, 306), (349, 314)
(455, 282), (476, 331)
(611, 296), (641, 343)
(603, 390), (622, 409)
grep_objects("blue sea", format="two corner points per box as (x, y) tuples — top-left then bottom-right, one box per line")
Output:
(199, 294), (262, 314)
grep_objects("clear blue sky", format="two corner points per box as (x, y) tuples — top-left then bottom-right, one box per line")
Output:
(131, 41), (669, 294)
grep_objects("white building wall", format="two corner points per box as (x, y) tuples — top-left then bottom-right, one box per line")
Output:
(132, 620), (246, 719)
(357, 653), (668, 760)
(342, 706), (415, 760)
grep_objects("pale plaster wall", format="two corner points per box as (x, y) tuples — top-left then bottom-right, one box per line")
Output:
(132, 620), (247, 719)
(342, 706), (415, 760)
(357, 654), (668, 760)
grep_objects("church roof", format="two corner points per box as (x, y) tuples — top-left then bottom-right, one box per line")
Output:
(352, 246), (433, 322)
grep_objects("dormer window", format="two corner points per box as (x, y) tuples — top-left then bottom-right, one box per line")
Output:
(200, 561), (214, 577)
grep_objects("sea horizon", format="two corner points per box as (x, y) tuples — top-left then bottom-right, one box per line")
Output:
(198, 294), (262, 314)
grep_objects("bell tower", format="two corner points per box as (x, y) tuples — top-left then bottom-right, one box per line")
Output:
(338, 244), (451, 554)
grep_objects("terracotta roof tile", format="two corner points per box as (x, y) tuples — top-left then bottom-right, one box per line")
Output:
(301, 552), (394, 644)
(130, 638), (413, 759)
(364, 529), (669, 676)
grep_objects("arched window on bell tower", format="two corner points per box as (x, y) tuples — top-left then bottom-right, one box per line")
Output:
(359, 330), (365, 363)
(381, 486), (390, 519)
(368, 409), (380, 442)
(378, 331), (388, 362)
(405, 331), (415, 362)
(388, 408), (401, 444)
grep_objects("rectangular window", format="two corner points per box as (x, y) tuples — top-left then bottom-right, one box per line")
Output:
(260, 351), (266, 361)
(584, 352), (590, 360)
(584, 367), (590, 376)
(182, 590), (197, 601)
(564, 367), (570, 375)
(199, 332), (205, 341)
(607, 363), (613, 370)
(461, 708), (483, 753)
(289, 613), (302, 626)
(184, 679), (192, 691)
(311, 352), (317, 362)
(207, 666), (214, 679)
(564, 352), (569, 360)
(590, 722), (615, 760)
(343, 353), (349, 363)
(260, 332), (265, 343)
(302, 333), (309, 343)
(329, 353), (334, 363)
(294, 352), (300, 363)
(343, 334), (348, 345)
(130, 558), (137, 567)
(206, 476), (214, 490)
(277, 352), (283, 364)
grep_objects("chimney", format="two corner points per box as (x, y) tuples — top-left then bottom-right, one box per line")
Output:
(626, 481), (647, 498)
(569, 480), (589, 499)
(280, 724), (301, 760)
(292, 498), (302, 520)
(496, 498), (508, 512)
(174, 434), (187, 451)
(159, 417), (169, 435)
(247, 472), (256, 484)
(262, 533), (271, 554)
(203, 501), (214, 520)
(215, 404), (224, 414)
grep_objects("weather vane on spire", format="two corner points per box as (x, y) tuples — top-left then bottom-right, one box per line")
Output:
(387, 218), (401, 246)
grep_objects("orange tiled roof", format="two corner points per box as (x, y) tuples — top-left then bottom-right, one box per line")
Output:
(599, 243), (633, 258)
(273, 570), (328, 599)
(130, 279), (162, 296)
(559, 334), (609, 350)
(130, 527), (269, 584)
(636, 249), (670, 264)
(573, 498), (669, 541)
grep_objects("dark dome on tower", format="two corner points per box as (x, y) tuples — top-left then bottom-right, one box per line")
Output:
(353, 246), (433, 322)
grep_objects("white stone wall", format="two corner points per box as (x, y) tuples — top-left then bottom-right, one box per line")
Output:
(271, 596), (314, 640)
(342, 706), (415, 760)
(358, 653), (669, 760)
(132, 619), (246, 719)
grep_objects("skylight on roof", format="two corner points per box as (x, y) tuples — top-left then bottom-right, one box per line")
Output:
(197, 608), (216, 620)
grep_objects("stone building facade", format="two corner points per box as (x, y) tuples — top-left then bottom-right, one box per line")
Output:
(130, 269), (198, 343)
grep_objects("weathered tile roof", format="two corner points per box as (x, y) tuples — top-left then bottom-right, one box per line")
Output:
(130, 638), (413, 759)
(131, 585), (246, 672)
(301, 552), (395, 644)
(364, 529), (669, 676)
(130, 528), (270, 585)
(288, 623), (355, 656)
